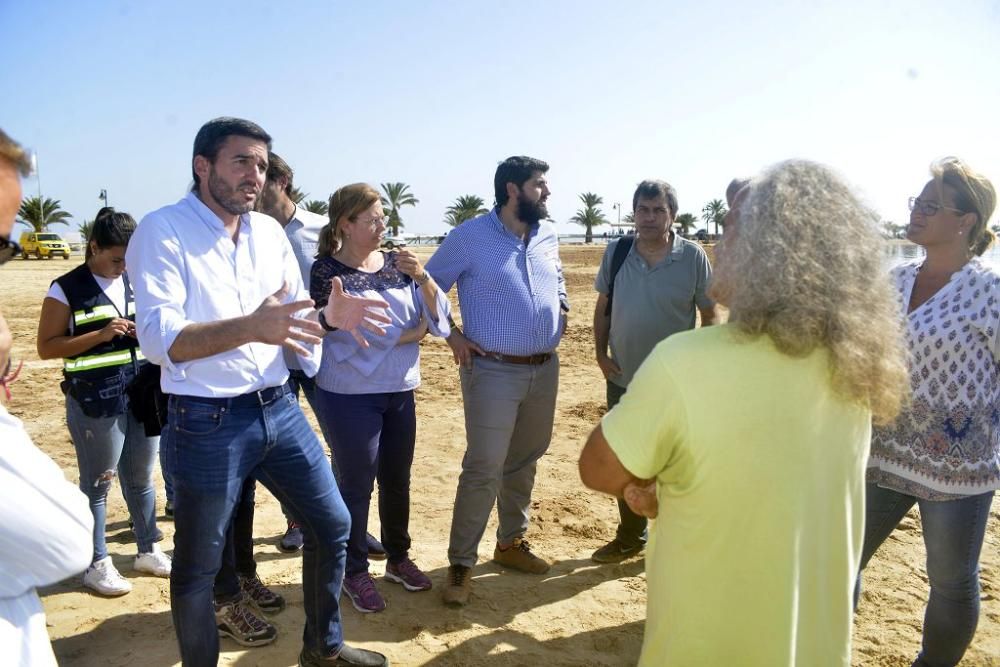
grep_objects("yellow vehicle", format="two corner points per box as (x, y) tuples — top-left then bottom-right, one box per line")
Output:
(19, 231), (72, 260)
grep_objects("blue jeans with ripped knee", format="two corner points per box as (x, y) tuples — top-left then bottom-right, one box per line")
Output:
(66, 394), (159, 562)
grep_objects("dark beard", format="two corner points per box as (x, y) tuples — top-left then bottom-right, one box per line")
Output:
(516, 195), (548, 226)
(208, 169), (256, 216)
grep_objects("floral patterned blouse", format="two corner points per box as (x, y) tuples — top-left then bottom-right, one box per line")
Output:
(869, 257), (1000, 500)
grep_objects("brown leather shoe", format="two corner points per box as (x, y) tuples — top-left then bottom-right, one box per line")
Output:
(492, 538), (550, 574)
(442, 564), (472, 606)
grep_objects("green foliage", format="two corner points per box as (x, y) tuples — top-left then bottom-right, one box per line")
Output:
(701, 199), (727, 236)
(882, 221), (906, 239)
(17, 196), (72, 232)
(445, 195), (488, 227)
(675, 213), (698, 235)
(303, 199), (329, 216)
(569, 192), (608, 244)
(78, 220), (94, 243)
(288, 186), (307, 204)
(380, 182), (419, 236)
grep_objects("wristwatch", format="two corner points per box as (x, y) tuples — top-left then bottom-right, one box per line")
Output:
(318, 310), (338, 332)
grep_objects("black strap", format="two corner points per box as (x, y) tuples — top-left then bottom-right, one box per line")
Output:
(604, 237), (634, 317)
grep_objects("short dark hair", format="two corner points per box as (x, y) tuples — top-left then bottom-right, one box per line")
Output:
(86, 207), (137, 260)
(494, 156), (549, 208)
(191, 117), (272, 189)
(266, 152), (294, 196)
(0, 128), (32, 177)
(632, 180), (678, 217)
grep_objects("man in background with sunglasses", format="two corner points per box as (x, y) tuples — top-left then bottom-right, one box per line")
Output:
(0, 128), (94, 667)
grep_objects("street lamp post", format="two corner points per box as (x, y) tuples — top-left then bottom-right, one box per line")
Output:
(99, 189), (108, 209)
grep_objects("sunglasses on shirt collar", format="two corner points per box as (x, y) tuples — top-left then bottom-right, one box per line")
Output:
(0, 236), (21, 266)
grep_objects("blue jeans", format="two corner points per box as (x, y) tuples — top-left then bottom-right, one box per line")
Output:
(163, 387), (350, 666)
(856, 483), (993, 667)
(316, 389), (415, 576)
(66, 394), (159, 561)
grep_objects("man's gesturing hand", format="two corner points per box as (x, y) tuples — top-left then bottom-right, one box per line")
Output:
(323, 277), (391, 348)
(250, 282), (324, 355)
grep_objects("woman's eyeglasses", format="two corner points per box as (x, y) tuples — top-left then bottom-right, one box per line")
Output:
(354, 215), (388, 228)
(908, 197), (964, 217)
(0, 357), (22, 401)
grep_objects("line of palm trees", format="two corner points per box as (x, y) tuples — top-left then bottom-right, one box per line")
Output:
(14, 185), (731, 245)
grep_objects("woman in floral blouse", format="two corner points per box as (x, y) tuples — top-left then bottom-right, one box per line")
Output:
(858, 157), (997, 666)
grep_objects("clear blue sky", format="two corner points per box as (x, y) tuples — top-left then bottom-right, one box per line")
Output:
(5, 0), (999, 236)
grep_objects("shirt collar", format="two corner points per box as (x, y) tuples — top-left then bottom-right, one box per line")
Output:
(488, 207), (541, 246)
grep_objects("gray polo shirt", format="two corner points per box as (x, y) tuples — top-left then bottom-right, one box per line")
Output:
(595, 234), (714, 388)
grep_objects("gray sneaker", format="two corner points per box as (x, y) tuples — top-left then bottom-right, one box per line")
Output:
(216, 596), (278, 647)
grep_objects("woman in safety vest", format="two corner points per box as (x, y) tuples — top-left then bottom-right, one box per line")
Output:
(36, 208), (170, 596)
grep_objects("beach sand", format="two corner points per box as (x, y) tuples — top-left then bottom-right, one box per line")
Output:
(4, 245), (997, 666)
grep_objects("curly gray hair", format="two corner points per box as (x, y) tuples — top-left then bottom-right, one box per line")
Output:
(711, 159), (908, 425)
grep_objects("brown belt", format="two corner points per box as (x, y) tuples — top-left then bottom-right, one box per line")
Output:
(484, 352), (553, 366)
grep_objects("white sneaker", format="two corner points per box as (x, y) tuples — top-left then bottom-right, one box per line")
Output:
(83, 556), (132, 596)
(134, 544), (172, 577)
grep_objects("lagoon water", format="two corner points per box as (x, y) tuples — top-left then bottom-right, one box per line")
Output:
(885, 241), (1000, 269)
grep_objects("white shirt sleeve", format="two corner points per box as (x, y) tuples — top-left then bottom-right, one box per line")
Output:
(44, 282), (68, 306)
(125, 213), (196, 380)
(0, 410), (93, 598)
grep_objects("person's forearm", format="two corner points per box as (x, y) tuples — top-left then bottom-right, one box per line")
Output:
(699, 305), (719, 327)
(168, 316), (255, 363)
(594, 309), (611, 358)
(37, 331), (116, 361)
(418, 277), (441, 322)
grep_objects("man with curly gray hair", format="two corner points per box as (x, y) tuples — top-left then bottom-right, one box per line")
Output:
(580, 160), (908, 666)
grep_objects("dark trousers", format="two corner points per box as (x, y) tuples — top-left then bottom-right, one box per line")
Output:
(607, 381), (647, 547)
(316, 388), (416, 576)
(213, 476), (257, 603)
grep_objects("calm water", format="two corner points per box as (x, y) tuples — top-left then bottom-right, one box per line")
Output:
(885, 241), (1000, 269)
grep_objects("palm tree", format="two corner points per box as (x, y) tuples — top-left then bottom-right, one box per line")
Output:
(78, 220), (95, 243)
(17, 196), (72, 232)
(288, 186), (307, 205)
(380, 182), (419, 236)
(570, 192), (609, 244)
(675, 213), (698, 236)
(303, 199), (329, 216)
(444, 195), (488, 227)
(701, 199), (727, 236)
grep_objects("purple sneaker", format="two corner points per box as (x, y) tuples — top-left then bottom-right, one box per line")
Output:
(385, 558), (431, 591)
(385, 558), (432, 592)
(342, 572), (386, 613)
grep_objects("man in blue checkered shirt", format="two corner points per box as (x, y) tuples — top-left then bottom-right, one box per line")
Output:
(426, 156), (568, 606)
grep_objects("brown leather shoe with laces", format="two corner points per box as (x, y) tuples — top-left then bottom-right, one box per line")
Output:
(442, 564), (472, 606)
(492, 537), (550, 574)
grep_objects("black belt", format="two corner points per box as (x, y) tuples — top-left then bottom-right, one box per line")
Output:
(484, 352), (553, 366)
(175, 383), (291, 409)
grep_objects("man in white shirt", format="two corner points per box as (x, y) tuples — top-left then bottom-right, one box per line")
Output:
(257, 152), (387, 557)
(127, 117), (391, 667)
(0, 128), (94, 667)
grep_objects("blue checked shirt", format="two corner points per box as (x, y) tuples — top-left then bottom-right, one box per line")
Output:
(426, 208), (568, 356)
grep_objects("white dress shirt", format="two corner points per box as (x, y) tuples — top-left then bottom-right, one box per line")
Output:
(0, 406), (92, 667)
(282, 206), (327, 373)
(284, 205), (327, 287)
(126, 192), (321, 397)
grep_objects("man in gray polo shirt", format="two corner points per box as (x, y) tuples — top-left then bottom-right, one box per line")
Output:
(591, 179), (718, 563)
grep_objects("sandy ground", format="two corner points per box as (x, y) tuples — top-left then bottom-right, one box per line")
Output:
(3, 245), (998, 666)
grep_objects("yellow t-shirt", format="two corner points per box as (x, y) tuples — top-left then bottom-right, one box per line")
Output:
(603, 324), (870, 667)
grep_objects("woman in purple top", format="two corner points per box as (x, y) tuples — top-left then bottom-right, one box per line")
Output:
(311, 183), (450, 613)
